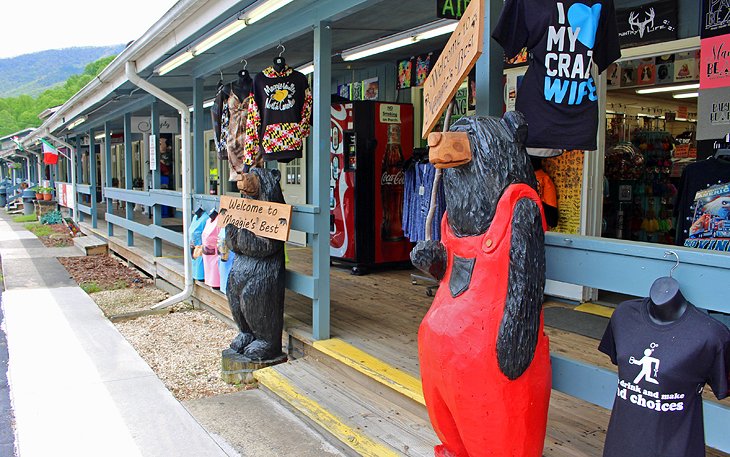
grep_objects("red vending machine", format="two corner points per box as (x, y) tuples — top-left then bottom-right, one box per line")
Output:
(330, 101), (414, 274)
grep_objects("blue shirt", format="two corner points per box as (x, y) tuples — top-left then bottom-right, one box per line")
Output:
(189, 212), (209, 280)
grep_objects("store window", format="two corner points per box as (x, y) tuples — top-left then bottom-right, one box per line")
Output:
(132, 141), (144, 189)
(112, 143), (125, 188)
(602, 49), (699, 246)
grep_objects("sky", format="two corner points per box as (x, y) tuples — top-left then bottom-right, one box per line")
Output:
(0, 0), (179, 58)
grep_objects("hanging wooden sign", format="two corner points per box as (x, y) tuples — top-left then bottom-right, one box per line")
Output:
(422, 0), (483, 138)
(217, 195), (292, 242)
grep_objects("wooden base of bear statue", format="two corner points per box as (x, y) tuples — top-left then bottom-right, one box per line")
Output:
(411, 113), (551, 457)
(225, 167), (287, 362)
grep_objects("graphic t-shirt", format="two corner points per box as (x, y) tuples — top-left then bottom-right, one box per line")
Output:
(492, 0), (622, 150)
(599, 299), (730, 457)
(673, 157), (730, 246)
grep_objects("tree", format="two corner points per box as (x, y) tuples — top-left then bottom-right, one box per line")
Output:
(0, 55), (116, 137)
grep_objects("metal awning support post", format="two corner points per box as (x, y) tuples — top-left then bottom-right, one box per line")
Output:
(89, 128), (98, 228)
(124, 113), (134, 246)
(150, 100), (163, 257)
(76, 136), (84, 222)
(125, 61), (193, 310)
(45, 131), (78, 223)
(312, 21), (332, 340)
(475, 0), (505, 117)
(104, 122), (114, 237)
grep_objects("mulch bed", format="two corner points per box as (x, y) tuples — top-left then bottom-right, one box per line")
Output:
(38, 224), (75, 248)
(58, 255), (152, 289)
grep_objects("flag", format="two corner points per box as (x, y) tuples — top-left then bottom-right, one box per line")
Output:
(41, 138), (59, 165)
(11, 136), (24, 152)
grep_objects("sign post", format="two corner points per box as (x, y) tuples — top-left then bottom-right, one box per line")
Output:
(217, 195), (292, 242)
(422, 0), (484, 138)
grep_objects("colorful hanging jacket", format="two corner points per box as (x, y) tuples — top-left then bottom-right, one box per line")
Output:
(245, 65), (312, 162)
(227, 91), (254, 180)
(211, 84), (231, 160)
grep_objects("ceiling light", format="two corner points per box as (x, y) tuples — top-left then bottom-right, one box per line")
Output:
(341, 19), (457, 61)
(245, 0), (295, 24)
(296, 62), (315, 75)
(193, 19), (247, 55)
(188, 99), (216, 112)
(635, 83), (700, 95)
(672, 92), (699, 99)
(157, 50), (194, 75)
(155, 0), (295, 75)
(94, 133), (106, 140)
(67, 117), (87, 129)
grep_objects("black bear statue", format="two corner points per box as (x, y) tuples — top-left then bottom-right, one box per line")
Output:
(225, 167), (286, 361)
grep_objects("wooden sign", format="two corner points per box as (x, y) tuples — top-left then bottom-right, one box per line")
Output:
(422, 0), (484, 138)
(217, 195), (292, 242)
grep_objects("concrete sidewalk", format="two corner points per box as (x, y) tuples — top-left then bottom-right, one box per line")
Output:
(0, 214), (233, 457)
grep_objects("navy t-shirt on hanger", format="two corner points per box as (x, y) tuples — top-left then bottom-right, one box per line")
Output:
(492, 0), (621, 151)
(599, 299), (730, 457)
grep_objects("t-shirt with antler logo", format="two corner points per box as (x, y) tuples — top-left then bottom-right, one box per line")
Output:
(599, 298), (730, 457)
(492, 0), (621, 151)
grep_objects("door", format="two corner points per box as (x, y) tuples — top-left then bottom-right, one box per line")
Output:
(279, 153), (307, 246)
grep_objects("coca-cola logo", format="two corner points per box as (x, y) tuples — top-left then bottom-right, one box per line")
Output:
(381, 170), (405, 186)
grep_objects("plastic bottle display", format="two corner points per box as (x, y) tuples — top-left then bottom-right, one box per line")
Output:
(381, 123), (406, 242)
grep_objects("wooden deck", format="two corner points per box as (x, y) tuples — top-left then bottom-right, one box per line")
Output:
(76, 218), (729, 456)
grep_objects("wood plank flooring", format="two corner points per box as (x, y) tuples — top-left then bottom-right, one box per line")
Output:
(76, 222), (730, 456)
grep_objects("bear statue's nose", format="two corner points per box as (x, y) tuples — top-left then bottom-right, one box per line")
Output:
(428, 131), (472, 169)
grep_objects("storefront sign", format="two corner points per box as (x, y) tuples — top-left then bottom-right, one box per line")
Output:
(422, 0), (483, 137)
(701, 0), (730, 39)
(697, 87), (730, 140)
(217, 195), (292, 242)
(130, 116), (180, 134)
(437, 0), (471, 19)
(701, 35), (730, 89)
(149, 134), (157, 172)
(55, 182), (75, 209)
(616, 0), (677, 48)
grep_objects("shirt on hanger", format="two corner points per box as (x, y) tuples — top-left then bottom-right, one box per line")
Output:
(599, 298), (730, 457)
(492, 0), (621, 151)
(673, 157), (730, 246)
(245, 65), (312, 163)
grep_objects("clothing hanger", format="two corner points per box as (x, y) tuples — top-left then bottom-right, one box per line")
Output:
(217, 69), (231, 96)
(195, 206), (205, 217)
(233, 59), (253, 100)
(273, 44), (287, 72)
(209, 208), (218, 221)
(648, 251), (687, 324)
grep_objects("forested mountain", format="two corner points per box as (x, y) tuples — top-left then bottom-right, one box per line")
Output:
(0, 45), (124, 98)
(0, 55), (118, 137)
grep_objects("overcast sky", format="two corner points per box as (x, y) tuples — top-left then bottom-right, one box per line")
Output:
(0, 1), (179, 58)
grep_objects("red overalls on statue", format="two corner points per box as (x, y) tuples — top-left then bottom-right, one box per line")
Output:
(418, 183), (551, 457)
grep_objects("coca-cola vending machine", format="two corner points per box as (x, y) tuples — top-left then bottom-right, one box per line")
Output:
(330, 101), (414, 274)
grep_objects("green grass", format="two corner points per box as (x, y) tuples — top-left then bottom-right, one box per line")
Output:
(24, 223), (53, 237)
(13, 214), (37, 223)
(80, 282), (102, 294)
(80, 280), (129, 294)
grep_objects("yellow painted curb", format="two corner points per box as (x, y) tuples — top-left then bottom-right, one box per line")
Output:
(313, 338), (425, 405)
(575, 303), (615, 318)
(254, 367), (400, 457)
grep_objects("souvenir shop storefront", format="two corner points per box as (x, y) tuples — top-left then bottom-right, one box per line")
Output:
(19, 0), (730, 455)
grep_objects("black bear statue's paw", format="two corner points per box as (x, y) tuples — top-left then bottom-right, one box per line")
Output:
(230, 332), (256, 354)
(243, 339), (279, 361)
(410, 240), (447, 281)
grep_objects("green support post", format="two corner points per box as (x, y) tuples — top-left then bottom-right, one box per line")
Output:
(76, 136), (84, 222)
(192, 77), (206, 195)
(89, 128), (98, 228)
(124, 113), (134, 246)
(475, 0), (505, 117)
(312, 21), (332, 340)
(151, 100), (163, 257)
(104, 123), (114, 237)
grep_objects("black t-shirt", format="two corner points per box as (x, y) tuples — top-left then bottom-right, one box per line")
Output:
(673, 157), (730, 246)
(599, 299), (730, 457)
(492, 0), (621, 150)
